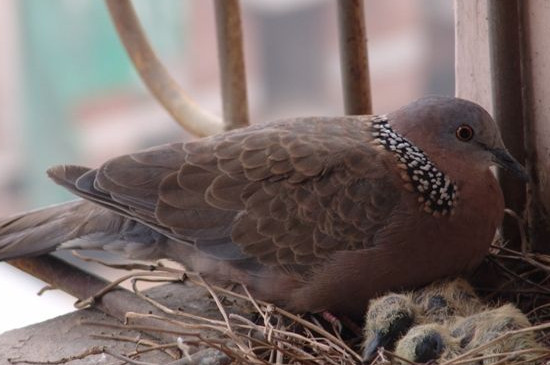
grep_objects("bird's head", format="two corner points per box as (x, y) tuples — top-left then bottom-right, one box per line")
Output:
(362, 294), (417, 363)
(413, 278), (483, 322)
(388, 96), (528, 182)
(394, 323), (458, 364)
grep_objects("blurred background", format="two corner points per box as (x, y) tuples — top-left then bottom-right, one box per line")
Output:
(0, 0), (455, 333)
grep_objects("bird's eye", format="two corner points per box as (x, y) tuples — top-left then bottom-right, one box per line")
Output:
(455, 125), (474, 142)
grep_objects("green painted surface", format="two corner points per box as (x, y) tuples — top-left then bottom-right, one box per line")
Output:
(17, 0), (185, 206)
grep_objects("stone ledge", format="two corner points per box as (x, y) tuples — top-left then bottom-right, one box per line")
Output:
(0, 282), (245, 364)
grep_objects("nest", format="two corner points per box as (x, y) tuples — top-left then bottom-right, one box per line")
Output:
(8, 211), (550, 365)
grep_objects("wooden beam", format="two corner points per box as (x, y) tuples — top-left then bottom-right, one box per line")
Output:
(487, 0), (526, 246)
(457, 1), (550, 252)
(519, 1), (550, 252)
(454, 1), (492, 112)
(8, 255), (159, 322)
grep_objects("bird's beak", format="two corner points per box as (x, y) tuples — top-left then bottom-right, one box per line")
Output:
(490, 148), (529, 182)
(415, 331), (445, 363)
(362, 333), (382, 364)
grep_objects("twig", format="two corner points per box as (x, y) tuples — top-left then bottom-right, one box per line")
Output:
(487, 255), (550, 294)
(90, 333), (180, 359)
(504, 208), (529, 254)
(75, 271), (181, 309)
(71, 250), (164, 271)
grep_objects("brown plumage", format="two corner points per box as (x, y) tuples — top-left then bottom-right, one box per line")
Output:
(0, 96), (527, 319)
(394, 304), (543, 364)
(362, 278), (484, 361)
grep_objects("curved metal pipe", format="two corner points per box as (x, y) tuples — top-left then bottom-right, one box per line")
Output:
(105, 0), (223, 137)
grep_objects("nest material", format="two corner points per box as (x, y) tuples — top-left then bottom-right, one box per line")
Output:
(64, 243), (550, 365)
(10, 209), (550, 365)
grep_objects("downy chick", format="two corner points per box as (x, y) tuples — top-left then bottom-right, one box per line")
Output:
(394, 304), (544, 364)
(362, 278), (483, 362)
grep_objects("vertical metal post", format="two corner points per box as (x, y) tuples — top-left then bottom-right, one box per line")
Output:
(337, 0), (372, 115)
(214, 0), (250, 130)
(487, 0), (526, 246)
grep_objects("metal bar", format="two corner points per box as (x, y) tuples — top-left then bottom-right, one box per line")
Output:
(337, 0), (372, 115)
(214, 0), (250, 130)
(487, 0), (527, 246)
(105, 0), (223, 137)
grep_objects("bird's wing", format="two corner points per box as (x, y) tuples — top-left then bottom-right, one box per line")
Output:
(49, 116), (402, 267)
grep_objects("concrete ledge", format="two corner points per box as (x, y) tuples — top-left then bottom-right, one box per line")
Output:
(0, 282), (248, 364)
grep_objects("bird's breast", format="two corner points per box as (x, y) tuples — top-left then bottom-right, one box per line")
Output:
(286, 170), (504, 318)
(446, 169), (504, 266)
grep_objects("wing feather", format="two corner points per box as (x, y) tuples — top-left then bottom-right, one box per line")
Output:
(48, 116), (402, 268)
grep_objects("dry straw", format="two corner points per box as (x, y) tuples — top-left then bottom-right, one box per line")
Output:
(74, 242), (550, 365)
(8, 209), (550, 364)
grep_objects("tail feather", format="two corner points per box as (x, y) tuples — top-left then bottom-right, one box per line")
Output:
(46, 165), (91, 190)
(0, 200), (103, 260)
(0, 165), (110, 260)
(0, 199), (166, 260)
(0, 164), (169, 261)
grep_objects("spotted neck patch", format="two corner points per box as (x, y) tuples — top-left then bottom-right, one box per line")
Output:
(370, 115), (458, 217)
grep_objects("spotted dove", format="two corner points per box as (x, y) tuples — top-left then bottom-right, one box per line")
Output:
(0, 96), (527, 319)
